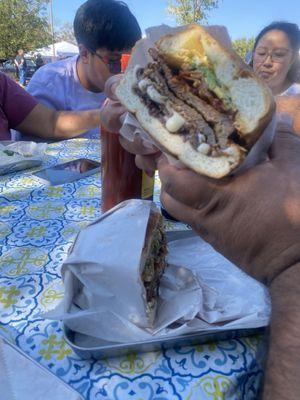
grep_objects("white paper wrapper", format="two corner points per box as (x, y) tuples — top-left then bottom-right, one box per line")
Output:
(0, 141), (47, 175)
(117, 24), (277, 175)
(50, 200), (166, 335)
(46, 200), (270, 344)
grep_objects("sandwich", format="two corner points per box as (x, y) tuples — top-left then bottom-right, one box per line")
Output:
(61, 200), (167, 332)
(141, 209), (167, 324)
(116, 24), (275, 178)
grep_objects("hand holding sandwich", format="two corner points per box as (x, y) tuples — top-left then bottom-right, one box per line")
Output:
(116, 24), (274, 179)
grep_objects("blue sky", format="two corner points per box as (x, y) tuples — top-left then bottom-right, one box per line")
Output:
(52, 0), (299, 40)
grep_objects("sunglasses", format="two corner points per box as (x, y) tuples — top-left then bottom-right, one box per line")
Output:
(90, 50), (122, 73)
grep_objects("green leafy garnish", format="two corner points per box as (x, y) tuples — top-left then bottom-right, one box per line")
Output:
(3, 150), (16, 156)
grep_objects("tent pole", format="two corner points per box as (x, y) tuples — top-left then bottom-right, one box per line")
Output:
(49, 0), (55, 59)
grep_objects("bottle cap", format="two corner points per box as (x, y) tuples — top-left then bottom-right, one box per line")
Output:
(121, 54), (131, 73)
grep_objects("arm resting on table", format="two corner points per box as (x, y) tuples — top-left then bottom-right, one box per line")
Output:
(16, 103), (101, 140)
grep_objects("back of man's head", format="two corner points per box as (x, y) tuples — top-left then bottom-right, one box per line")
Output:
(74, 0), (142, 52)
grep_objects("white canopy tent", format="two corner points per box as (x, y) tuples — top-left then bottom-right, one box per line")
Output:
(27, 41), (79, 60)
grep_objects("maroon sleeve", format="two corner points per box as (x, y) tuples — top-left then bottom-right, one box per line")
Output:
(0, 72), (38, 129)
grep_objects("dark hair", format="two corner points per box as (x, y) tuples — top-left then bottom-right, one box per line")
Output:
(252, 21), (300, 83)
(74, 0), (142, 52)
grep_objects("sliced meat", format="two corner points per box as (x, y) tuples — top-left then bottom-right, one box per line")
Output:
(178, 70), (234, 115)
(134, 86), (168, 122)
(142, 224), (167, 306)
(162, 65), (235, 147)
(136, 63), (217, 146)
(149, 48), (236, 148)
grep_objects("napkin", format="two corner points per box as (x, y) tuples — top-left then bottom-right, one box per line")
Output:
(0, 339), (82, 400)
(0, 141), (47, 175)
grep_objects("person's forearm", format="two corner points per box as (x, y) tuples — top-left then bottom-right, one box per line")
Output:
(53, 109), (101, 138)
(16, 104), (101, 140)
(262, 262), (300, 399)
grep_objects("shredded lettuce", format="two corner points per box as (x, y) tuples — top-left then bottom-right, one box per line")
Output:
(198, 65), (218, 89)
(190, 61), (232, 105)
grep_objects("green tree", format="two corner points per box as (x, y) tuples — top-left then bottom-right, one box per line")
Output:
(232, 37), (255, 60)
(55, 22), (76, 45)
(167, 0), (220, 25)
(0, 0), (52, 59)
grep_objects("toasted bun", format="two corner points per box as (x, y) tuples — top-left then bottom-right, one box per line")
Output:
(156, 24), (275, 144)
(116, 24), (275, 179)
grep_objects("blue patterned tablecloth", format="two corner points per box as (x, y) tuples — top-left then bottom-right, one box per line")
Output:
(0, 139), (265, 400)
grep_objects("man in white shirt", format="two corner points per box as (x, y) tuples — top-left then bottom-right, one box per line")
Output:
(26, 0), (141, 140)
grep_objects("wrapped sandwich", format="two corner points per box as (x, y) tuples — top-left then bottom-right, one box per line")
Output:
(60, 200), (167, 332)
(116, 24), (275, 178)
(46, 200), (270, 344)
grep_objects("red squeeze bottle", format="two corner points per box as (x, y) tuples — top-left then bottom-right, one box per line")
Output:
(101, 54), (154, 213)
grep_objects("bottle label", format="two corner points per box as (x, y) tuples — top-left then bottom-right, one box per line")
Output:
(141, 171), (154, 200)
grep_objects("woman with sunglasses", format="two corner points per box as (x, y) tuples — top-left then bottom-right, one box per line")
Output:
(252, 21), (300, 133)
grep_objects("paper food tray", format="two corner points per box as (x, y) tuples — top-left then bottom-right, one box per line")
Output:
(63, 230), (266, 360)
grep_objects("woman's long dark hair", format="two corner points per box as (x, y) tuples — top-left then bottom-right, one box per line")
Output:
(251, 21), (300, 83)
